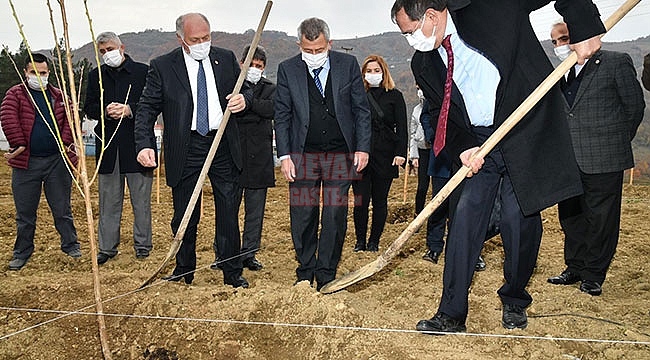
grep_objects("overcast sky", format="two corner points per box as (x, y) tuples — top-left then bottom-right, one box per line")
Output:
(1, 0), (649, 52)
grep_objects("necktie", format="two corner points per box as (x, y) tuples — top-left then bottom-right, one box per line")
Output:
(196, 60), (209, 136)
(433, 34), (453, 156)
(566, 65), (576, 86)
(312, 67), (324, 97)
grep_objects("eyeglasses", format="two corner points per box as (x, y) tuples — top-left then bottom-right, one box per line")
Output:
(551, 35), (570, 45)
(402, 17), (425, 37)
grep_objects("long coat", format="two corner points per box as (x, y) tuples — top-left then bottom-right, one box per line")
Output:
(84, 54), (149, 174)
(235, 77), (276, 189)
(412, 0), (606, 216)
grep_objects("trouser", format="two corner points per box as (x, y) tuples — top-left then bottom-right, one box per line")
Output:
(352, 169), (393, 246)
(12, 154), (79, 259)
(239, 187), (268, 261)
(414, 148), (432, 214)
(437, 147), (541, 322)
(171, 132), (242, 279)
(425, 175), (449, 253)
(98, 152), (153, 256)
(558, 170), (623, 284)
(289, 152), (355, 289)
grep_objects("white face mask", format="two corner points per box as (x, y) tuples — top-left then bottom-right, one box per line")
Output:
(246, 67), (263, 84)
(26, 74), (48, 90)
(185, 40), (211, 61)
(364, 73), (383, 87)
(102, 49), (123, 67)
(405, 17), (437, 52)
(301, 51), (328, 69)
(554, 44), (571, 61)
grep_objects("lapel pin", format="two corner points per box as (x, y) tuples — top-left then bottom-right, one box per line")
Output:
(214, 60), (219, 65)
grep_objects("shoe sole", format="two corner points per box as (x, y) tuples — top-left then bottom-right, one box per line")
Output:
(502, 321), (528, 330)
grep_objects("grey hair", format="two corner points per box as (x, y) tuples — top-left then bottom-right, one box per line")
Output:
(551, 19), (566, 29)
(297, 17), (330, 42)
(175, 13), (210, 37)
(96, 31), (122, 46)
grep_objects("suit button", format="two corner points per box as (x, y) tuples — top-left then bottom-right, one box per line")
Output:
(322, 130), (327, 134)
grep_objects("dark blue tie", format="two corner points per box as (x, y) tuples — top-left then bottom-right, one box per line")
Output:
(196, 60), (209, 136)
(312, 67), (324, 97)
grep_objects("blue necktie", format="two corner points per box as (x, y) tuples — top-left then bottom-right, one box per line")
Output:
(312, 67), (324, 97)
(196, 60), (209, 136)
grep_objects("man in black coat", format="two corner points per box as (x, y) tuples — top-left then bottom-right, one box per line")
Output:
(135, 13), (250, 288)
(392, 0), (604, 332)
(233, 45), (276, 271)
(84, 31), (153, 265)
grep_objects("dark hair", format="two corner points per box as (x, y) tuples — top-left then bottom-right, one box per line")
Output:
(241, 45), (267, 66)
(390, 0), (447, 22)
(297, 17), (330, 42)
(23, 53), (49, 70)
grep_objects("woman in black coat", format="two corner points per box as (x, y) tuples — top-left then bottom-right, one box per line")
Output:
(352, 54), (408, 252)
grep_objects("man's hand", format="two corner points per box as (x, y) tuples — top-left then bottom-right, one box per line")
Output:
(226, 93), (246, 113)
(281, 158), (296, 182)
(106, 102), (132, 119)
(459, 147), (484, 178)
(392, 156), (406, 167)
(137, 148), (157, 167)
(354, 151), (369, 173)
(4, 146), (25, 160)
(571, 35), (602, 65)
(411, 158), (419, 168)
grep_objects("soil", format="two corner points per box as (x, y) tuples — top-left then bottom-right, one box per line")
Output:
(1, 161), (650, 360)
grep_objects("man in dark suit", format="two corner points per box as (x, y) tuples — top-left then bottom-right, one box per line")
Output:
(135, 12), (250, 288)
(392, 0), (605, 332)
(84, 31), (153, 265)
(547, 22), (645, 296)
(274, 17), (371, 291)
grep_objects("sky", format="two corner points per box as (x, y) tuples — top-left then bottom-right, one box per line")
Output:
(1, 0), (649, 52)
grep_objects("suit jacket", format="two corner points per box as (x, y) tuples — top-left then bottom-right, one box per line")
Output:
(274, 51), (371, 168)
(134, 47), (246, 188)
(84, 54), (150, 174)
(562, 50), (645, 174)
(412, 0), (605, 216)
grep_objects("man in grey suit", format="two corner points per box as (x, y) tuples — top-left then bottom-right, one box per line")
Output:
(547, 22), (645, 296)
(274, 17), (372, 291)
(135, 13), (250, 288)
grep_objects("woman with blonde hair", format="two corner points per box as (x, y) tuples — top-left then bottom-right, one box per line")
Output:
(352, 54), (408, 252)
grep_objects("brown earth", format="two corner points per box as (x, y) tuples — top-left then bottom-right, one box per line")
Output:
(1, 160), (650, 359)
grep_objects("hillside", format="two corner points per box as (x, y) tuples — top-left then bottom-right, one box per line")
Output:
(71, 29), (650, 180)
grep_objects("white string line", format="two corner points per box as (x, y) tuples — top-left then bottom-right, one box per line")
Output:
(1, 306), (650, 346)
(0, 246), (263, 341)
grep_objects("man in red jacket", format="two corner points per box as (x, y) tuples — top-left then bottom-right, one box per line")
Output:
(0, 53), (80, 270)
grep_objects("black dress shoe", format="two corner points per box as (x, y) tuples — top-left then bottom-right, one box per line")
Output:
(580, 280), (602, 296)
(422, 250), (440, 264)
(475, 256), (486, 271)
(547, 270), (581, 285)
(135, 250), (149, 259)
(353, 242), (366, 252)
(366, 243), (379, 252)
(162, 273), (193, 285)
(97, 253), (113, 265)
(243, 257), (263, 271)
(210, 257), (223, 270)
(502, 303), (527, 329)
(415, 313), (466, 334)
(224, 275), (249, 288)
